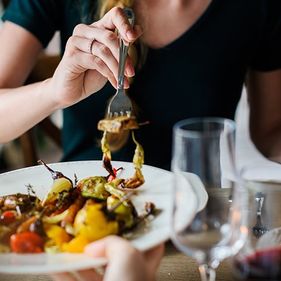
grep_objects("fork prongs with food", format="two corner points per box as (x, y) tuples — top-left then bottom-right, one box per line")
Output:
(107, 7), (135, 118)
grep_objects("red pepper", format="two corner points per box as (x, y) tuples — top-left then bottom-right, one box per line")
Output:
(0, 210), (16, 225)
(10, 231), (44, 253)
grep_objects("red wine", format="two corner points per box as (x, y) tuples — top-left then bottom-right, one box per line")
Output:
(234, 246), (281, 280)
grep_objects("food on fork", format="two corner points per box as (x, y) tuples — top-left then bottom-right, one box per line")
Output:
(97, 115), (139, 133)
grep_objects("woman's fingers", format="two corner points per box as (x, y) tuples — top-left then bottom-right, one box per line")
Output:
(94, 7), (142, 43)
(71, 24), (135, 81)
(68, 36), (119, 81)
(73, 24), (119, 60)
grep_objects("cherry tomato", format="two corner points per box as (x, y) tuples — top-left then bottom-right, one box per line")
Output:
(10, 231), (44, 253)
(0, 210), (16, 224)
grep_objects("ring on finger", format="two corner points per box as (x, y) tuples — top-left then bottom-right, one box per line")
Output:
(88, 38), (95, 54)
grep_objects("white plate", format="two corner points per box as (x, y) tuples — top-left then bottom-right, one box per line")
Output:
(0, 160), (173, 274)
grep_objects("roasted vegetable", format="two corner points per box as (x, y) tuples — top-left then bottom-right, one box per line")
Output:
(0, 210), (17, 225)
(10, 231), (44, 253)
(73, 200), (118, 242)
(0, 194), (39, 212)
(61, 195), (85, 227)
(107, 196), (136, 229)
(122, 132), (145, 189)
(38, 161), (73, 207)
(101, 131), (115, 177)
(45, 225), (71, 251)
(78, 176), (109, 200)
(98, 115), (139, 133)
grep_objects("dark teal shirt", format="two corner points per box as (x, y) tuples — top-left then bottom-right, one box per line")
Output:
(2, 0), (281, 169)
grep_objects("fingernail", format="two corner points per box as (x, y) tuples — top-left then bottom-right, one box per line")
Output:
(126, 30), (135, 41)
(126, 66), (135, 77)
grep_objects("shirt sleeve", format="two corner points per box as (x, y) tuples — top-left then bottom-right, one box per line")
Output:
(1, 0), (60, 48)
(250, 0), (281, 72)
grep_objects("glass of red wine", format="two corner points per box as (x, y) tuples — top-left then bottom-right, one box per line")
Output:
(233, 166), (281, 280)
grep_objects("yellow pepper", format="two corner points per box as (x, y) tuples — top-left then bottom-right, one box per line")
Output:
(74, 201), (118, 242)
(45, 225), (71, 248)
(61, 235), (89, 253)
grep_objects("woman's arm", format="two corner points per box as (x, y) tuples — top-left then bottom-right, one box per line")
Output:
(247, 68), (281, 162)
(0, 21), (57, 143)
(0, 8), (141, 143)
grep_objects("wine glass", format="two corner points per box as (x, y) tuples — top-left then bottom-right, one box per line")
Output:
(171, 117), (247, 281)
(233, 165), (281, 280)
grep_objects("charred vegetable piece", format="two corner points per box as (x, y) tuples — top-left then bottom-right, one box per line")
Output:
(107, 196), (136, 229)
(107, 167), (123, 181)
(10, 231), (44, 253)
(0, 194), (39, 212)
(16, 216), (37, 233)
(97, 115), (139, 133)
(38, 160), (72, 182)
(101, 131), (115, 177)
(38, 160), (73, 207)
(61, 195), (85, 227)
(78, 176), (109, 200)
(123, 132), (145, 189)
(73, 200), (118, 243)
(104, 179), (127, 201)
(43, 208), (69, 224)
(42, 177), (73, 206)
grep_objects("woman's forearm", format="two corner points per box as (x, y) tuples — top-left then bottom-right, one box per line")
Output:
(0, 79), (59, 143)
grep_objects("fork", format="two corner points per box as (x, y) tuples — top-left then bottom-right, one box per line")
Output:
(252, 192), (268, 238)
(107, 8), (135, 118)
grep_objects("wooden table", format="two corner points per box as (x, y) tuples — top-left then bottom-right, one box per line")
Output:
(157, 242), (237, 281)
(0, 241), (238, 281)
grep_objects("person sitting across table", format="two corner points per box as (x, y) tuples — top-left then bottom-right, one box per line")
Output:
(0, 0), (281, 170)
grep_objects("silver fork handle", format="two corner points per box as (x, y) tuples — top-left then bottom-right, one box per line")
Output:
(117, 8), (135, 90)
(117, 40), (129, 90)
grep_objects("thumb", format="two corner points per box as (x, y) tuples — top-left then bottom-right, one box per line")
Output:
(84, 235), (135, 259)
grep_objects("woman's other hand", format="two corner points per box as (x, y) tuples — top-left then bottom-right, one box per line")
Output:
(52, 236), (164, 281)
(50, 7), (142, 108)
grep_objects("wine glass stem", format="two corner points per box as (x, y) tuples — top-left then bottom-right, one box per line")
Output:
(199, 264), (216, 281)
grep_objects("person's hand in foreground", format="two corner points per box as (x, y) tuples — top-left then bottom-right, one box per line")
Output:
(52, 236), (164, 281)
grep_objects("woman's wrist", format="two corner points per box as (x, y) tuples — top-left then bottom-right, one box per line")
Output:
(39, 78), (63, 112)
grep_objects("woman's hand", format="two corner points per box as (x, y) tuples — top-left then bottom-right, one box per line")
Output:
(52, 236), (164, 281)
(50, 7), (142, 108)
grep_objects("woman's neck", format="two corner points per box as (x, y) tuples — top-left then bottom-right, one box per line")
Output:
(135, 0), (212, 49)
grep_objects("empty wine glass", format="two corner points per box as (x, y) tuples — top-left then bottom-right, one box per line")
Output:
(171, 117), (247, 281)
